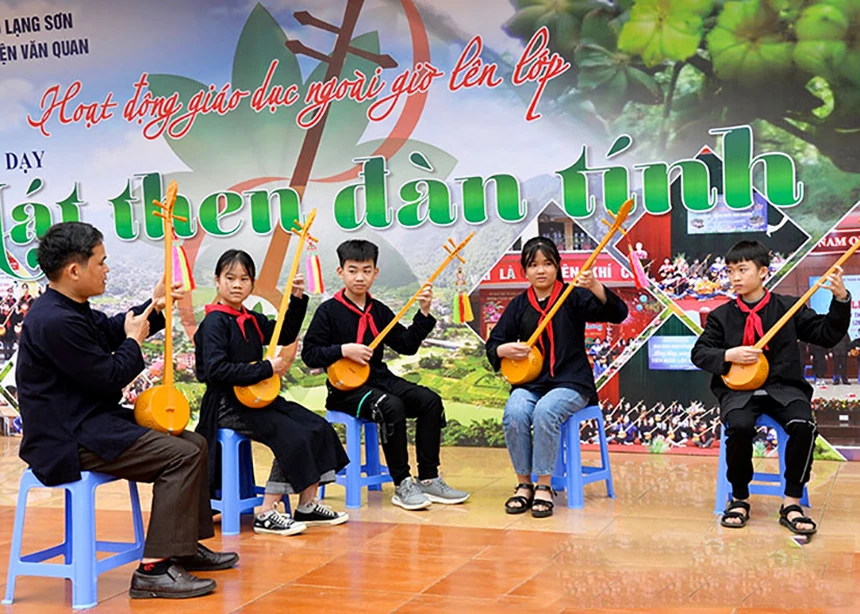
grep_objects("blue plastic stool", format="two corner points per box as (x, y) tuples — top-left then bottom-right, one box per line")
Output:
(320, 412), (392, 509)
(3, 470), (145, 609)
(532, 405), (615, 509)
(211, 428), (289, 535)
(714, 413), (810, 514)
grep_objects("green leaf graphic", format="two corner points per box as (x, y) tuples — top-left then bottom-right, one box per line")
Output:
(230, 3), (306, 177)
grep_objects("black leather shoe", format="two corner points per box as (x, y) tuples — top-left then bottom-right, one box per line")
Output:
(129, 565), (216, 599)
(173, 542), (239, 571)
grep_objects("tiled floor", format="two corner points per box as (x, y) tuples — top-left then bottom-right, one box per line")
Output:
(0, 436), (857, 612)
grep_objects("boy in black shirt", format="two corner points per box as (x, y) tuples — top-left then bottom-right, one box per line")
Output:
(302, 240), (468, 510)
(691, 240), (849, 535)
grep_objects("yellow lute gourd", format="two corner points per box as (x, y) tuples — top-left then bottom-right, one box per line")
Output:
(134, 181), (191, 435)
(234, 209), (317, 408)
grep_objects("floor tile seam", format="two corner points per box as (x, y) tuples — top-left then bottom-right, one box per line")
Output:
(229, 580), (295, 613)
(817, 462), (840, 517)
(407, 555), (475, 601)
(387, 591), (494, 613)
(247, 547), (356, 600)
(283, 579), (418, 602)
(498, 559), (554, 599)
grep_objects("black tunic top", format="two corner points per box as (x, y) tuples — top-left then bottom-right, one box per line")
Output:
(16, 287), (165, 486)
(194, 295), (310, 489)
(485, 284), (628, 401)
(691, 292), (850, 417)
(300, 294), (436, 389)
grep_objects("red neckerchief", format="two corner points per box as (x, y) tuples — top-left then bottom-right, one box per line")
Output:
(205, 303), (264, 343)
(736, 290), (771, 349)
(334, 289), (379, 343)
(527, 280), (564, 377)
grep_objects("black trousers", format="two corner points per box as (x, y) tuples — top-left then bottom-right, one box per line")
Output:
(833, 352), (848, 382)
(78, 430), (214, 559)
(723, 396), (816, 499)
(328, 376), (444, 485)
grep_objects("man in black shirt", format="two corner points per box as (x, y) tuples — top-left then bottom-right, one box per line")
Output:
(16, 222), (237, 600)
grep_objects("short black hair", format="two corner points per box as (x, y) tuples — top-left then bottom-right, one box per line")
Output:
(725, 240), (770, 268)
(215, 249), (256, 282)
(36, 222), (104, 282)
(521, 236), (564, 282)
(337, 239), (378, 267)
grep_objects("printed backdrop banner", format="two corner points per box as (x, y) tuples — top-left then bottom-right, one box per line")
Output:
(1, 0), (859, 460)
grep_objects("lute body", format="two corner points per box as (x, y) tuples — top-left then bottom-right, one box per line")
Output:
(234, 210), (317, 408)
(133, 181), (191, 434)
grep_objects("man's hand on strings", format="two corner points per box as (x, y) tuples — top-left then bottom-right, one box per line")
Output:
(152, 278), (186, 312)
(125, 303), (154, 345)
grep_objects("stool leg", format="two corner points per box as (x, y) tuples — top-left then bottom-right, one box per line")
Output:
(596, 416), (615, 499)
(344, 419), (363, 509)
(566, 420), (585, 509)
(70, 480), (98, 609)
(64, 488), (74, 564)
(715, 429), (730, 514)
(365, 422), (382, 492)
(552, 422), (567, 493)
(128, 482), (145, 554)
(220, 434), (242, 536)
(2, 480), (31, 605)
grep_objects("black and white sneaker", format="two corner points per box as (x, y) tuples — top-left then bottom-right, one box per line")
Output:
(253, 510), (307, 536)
(293, 501), (349, 526)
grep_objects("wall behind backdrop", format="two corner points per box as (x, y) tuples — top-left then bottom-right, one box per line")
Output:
(1, 0), (859, 459)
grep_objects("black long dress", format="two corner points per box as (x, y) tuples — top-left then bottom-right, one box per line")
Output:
(194, 295), (348, 496)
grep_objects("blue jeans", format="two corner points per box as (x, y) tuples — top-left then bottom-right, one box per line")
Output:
(503, 387), (588, 476)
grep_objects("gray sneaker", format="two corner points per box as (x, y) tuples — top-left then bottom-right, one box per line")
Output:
(419, 477), (470, 504)
(391, 477), (432, 510)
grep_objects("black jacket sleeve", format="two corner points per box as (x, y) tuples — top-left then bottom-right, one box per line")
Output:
(94, 300), (165, 350)
(198, 317), (274, 386)
(571, 286), (628, 323)
(259, 294), (309, 345)
(301, 302), (343, 368)
(379, 303), (436, 356)
(43, 313), (146, 392)
(691, 311), (731, 376)
(795, 294), (851, 348)
(485, 296), (522, 372)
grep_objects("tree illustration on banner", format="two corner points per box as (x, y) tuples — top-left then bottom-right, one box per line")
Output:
(142, 3), (458, 341)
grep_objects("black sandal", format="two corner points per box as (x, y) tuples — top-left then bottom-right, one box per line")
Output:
(531, 485), (556, 518)
(720, 499), (750, 528)
(779, 504), (817, 535)
(504, 483), (534, 515)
